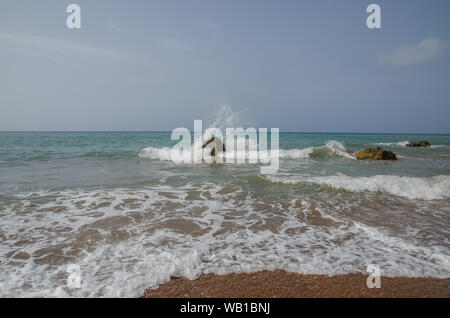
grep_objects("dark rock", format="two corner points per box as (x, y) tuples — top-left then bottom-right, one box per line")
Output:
(406, 140), (430, 148)
(202, 136), (226, 157)
(355, 147), (397, 160)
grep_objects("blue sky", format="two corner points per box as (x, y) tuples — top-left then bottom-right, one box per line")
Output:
(1, 0), (449, 133)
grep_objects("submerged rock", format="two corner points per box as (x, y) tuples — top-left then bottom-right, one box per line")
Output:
(202, 136), (226, 157)
(406, 140), (430, 148)
(355, 147), (397, 160)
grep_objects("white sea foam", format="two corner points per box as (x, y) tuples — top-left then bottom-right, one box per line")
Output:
(279, 141), (355, 160)
(0, 183), (448, 297)
(376, 141), (410, 147)
(376, 141), (446, 148)
(138, 140), (355, 161)
(323, 140), (356, 159)
(138, 139), (447, 162)
(138, 147), (174, 161)
(267, 174), (450, 200)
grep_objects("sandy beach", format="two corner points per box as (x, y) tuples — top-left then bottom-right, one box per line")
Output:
(143, 270), (450, 298)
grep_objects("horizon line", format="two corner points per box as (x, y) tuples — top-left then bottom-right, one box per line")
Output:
(0, 130), (449, 135)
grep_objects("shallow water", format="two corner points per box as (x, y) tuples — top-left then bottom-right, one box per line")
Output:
(0, 132), (449, 297)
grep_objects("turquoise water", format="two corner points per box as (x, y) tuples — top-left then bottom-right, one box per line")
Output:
(1, 132), (449, 191)
(0, 132), (449, 296)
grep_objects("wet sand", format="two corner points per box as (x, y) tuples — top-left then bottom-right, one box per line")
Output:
(143, 270), (450, 298)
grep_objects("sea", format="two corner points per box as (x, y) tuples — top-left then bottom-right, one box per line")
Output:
(0, 131), (449, 297)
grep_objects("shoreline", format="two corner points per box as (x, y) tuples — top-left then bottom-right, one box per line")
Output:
(143, 270), (450, 298)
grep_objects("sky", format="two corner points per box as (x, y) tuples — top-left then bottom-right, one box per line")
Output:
(1, 0), (449, 133)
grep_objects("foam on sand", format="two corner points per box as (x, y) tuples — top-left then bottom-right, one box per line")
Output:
(0, 183), (449, 297)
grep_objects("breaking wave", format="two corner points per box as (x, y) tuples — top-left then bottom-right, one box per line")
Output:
(138, 147), (174, 161)
(267, 174), (450, 200)
(376, 141), (409, 147)
(138, 140), (355, 162)
(376, 141), (445, 148)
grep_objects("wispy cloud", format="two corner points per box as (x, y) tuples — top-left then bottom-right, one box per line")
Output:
(162, 40), (194, 52)
(379, 38), (445, 67)
(0, 31), (125, 61)
(106, 21), (121, 32)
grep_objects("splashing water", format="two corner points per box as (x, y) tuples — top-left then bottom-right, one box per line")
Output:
(207, 103), (253, 130)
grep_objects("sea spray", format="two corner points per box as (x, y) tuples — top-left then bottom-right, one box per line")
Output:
(169, 119), (280, 174)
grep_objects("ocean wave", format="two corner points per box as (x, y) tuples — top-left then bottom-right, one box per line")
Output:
(138, 147), (174, 161)
(280, 140), (355, 160)
(376, 141), (409, 147)
(138, 140), (355, 162)
(267, 174), (450, 200)
(376, 141), (445, 148)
